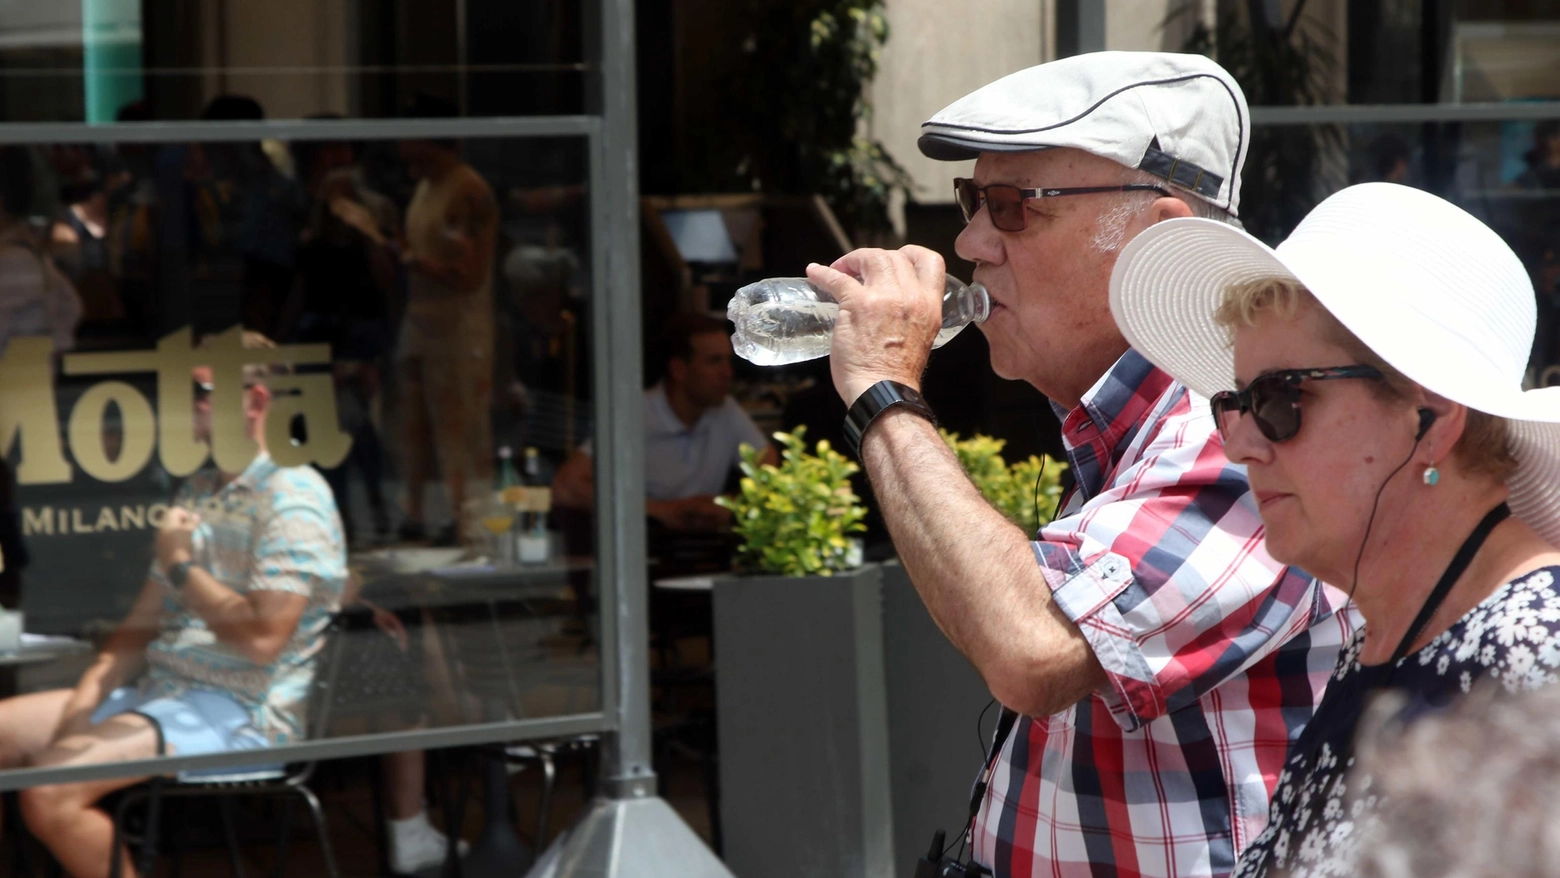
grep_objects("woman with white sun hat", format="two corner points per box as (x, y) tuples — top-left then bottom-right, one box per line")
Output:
(1108, 181), (1560, 878)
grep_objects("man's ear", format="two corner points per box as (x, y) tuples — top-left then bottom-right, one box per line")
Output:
(1149, 195), (1194, 224)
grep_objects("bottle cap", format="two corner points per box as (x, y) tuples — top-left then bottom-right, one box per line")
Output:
(499, 446), (513, 459)
(524, 447), (539, 457)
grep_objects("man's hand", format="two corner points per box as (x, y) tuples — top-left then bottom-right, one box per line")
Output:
(648, 496), (733, 532)
(155, 508), (199, 571)
(805, 245), (948, 405)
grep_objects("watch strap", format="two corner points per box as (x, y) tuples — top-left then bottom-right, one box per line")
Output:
(166, 561), (192, 589)
(843, 380), (936, 458)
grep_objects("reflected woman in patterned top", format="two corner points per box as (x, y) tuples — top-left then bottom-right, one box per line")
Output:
(0, 330), (345, 878)
(1110, 182), (1560, 878)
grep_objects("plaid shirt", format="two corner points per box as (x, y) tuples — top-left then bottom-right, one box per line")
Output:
(970, 350), (1356, 878)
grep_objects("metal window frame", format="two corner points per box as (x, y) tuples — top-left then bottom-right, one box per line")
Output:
(1250, 101), (1560, 125)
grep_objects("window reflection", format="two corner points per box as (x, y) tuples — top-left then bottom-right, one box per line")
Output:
(0, 132), (598, 792)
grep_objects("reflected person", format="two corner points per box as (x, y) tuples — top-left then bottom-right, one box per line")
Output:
(0, 330), (346, 878)
(394, 94), (499, 546)
(552, 313), (777, 532)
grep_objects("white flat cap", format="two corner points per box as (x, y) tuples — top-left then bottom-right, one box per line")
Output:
(919, 51), (1250, 215)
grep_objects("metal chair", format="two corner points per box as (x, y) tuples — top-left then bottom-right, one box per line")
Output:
(108, 620), (345, 878)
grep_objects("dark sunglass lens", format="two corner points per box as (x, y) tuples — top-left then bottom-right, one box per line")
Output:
(986, 185), (1024, 231)
(1251, 379), (1301, 442)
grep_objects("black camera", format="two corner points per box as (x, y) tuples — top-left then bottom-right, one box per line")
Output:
(913, 830), (993, 878)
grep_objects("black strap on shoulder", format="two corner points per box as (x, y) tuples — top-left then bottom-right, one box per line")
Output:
(1391, 502), (1510, 664)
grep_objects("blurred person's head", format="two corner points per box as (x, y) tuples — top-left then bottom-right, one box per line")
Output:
(0, 146), (34, 224)
(1347, 683), (1560, 878)
(1363, 132), (1412, 184)
(660, 313), (735, 412)
(1112, 183), (1560, 597)
(292, 117), (359, 195)
(193, 330), (286, 452)
(200, 94), (264, 122)
(1530, 120), (1560, 169)
(398, 93), (461, 180)
(917, 52), (1248, 406)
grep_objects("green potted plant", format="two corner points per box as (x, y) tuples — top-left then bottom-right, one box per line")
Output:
(940, 429), (1068, 531)
(717, 426), (868, 576)
(711, 427), (892, 876)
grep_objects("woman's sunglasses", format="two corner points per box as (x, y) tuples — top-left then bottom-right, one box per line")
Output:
(1209, 366), (1384, 443)
(953, 178), (1171, 232)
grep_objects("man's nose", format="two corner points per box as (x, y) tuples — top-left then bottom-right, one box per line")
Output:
(954, 209), (1003, 266)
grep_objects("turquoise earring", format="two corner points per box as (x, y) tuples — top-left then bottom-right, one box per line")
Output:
(1423, 465), (1440, 486)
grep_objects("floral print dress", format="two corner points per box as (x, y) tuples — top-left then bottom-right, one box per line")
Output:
(1233, 565), (1560, 878)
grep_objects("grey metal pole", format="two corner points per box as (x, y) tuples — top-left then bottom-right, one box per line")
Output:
(526, 0), (733, 872)
(588, 0), (655, 802)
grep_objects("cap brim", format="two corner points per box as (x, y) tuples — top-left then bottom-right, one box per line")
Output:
(917, 132), (1056, 162)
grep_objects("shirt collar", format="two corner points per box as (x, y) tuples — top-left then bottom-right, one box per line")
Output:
(1052, 348), (1176, 501)
(647, 383), (707, 436)
(222, 451), (277, 494)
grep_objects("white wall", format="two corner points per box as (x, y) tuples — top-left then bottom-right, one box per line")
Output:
(870, 0), (1053, 206)
(220, 0), (356, 118)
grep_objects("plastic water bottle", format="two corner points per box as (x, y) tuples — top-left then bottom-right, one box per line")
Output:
(727, 275), (990, 366)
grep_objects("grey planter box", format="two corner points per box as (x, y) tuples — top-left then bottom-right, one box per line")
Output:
(715, 561), (992, 878)
(714, 564), (893, 878)
(880, 561), (992, 878)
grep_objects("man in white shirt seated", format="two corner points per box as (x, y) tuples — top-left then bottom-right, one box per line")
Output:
(553, 313), (777, 532)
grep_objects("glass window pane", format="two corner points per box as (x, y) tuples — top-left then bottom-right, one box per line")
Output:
(1244, 118), (1560, 382)
(0, 131), (599, 783)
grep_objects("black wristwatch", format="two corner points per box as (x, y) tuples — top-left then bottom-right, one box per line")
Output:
(166, 561), (194, 590)
(843, 380), (936, 458)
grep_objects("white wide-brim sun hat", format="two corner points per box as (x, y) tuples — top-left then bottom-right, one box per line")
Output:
(1109, 181), (1560, 546)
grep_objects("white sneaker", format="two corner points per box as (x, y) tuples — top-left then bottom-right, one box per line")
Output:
(389, 812), (469, 875)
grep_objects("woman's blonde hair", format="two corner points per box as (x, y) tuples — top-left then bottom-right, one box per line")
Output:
(1214, 278), (1518, 482)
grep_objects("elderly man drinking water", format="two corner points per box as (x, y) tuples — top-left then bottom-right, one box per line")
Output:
(807, 52), (1355, 877)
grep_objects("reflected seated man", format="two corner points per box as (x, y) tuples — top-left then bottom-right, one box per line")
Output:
(0, 331), (346, 878)
(552, 313), (778, 535)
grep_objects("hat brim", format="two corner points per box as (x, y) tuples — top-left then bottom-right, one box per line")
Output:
(917, 132), (1056, 162)
(1110, 217), (1560, 547)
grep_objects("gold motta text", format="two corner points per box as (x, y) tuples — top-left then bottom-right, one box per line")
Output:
(1, 326), (353, 485)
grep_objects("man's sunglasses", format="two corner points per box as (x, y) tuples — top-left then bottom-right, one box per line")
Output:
(953, 178), (1172, 232)
(1209, 366), (1384, 443)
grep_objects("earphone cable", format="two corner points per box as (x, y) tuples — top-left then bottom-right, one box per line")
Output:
(1347, 433), (1425, 603)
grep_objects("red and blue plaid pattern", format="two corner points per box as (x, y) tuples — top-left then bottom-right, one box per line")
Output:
(970, 350), (1356, 878)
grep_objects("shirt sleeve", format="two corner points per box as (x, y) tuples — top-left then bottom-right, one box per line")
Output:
(247, 474), (346, 610)
(1035, 393), (1335, 733)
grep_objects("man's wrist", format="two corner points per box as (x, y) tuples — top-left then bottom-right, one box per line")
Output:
(843, 379), (935, 458)
(845, 376), (919, 408)
(165, 559), (199, 589)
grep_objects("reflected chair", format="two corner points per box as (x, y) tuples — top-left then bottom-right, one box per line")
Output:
(107, 621), (345, 878)
(434, 595), (599, 870)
